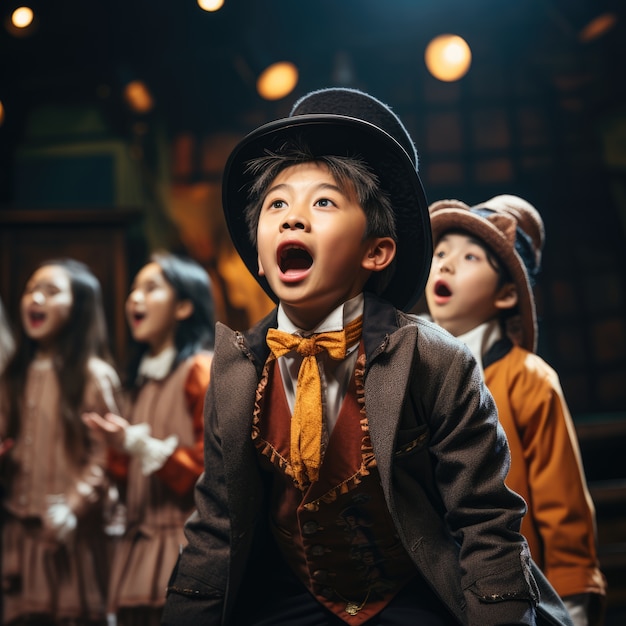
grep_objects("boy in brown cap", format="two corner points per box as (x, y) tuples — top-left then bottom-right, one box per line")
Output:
(162, 89), (572, 626)
(425, 195), (606, 626)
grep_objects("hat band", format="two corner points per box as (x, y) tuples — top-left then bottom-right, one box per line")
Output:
(471, 208), (540, 285)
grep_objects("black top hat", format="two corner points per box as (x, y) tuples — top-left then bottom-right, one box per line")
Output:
(222, 87), (432, 312)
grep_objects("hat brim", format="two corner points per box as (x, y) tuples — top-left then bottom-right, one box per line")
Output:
(430, 208), (537, 352)
(222, 113), (432, 312)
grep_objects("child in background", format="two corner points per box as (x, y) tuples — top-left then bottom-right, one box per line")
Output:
(0, 295), (15, 377)
(83, 252), (214, 626)
(0, 295), (15, 458)
(0, 258), (122, 625)
(162, 88), (572, 626)
(425, 196), (606, 626)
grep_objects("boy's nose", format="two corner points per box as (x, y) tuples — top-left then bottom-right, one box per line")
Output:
(438, 257), (454, 273)
(280, 210), (309, 231)
(32, 291), (46, 305)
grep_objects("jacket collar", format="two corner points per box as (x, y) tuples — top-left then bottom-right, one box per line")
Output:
(242, 292), (402, 372)
(483, 336), (514, 370)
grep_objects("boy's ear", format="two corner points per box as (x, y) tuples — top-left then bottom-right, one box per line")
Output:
(257, 253), (265, 277)
(175, 299), (194, 321)
(361, 237), (396, 272)
(494, 283), (518, 310)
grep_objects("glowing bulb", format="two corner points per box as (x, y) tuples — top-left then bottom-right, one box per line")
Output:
(124, 80), (154, 113)
(257, 62), (299, 101)
(425, 34), (472, 82)
(579, 12), (617, 43)
(198, 0), (224, 12)
(0, 101), (5, 126)
(12, 6), (34, 29)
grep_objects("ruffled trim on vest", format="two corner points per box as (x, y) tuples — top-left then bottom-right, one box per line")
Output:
(252, 352), (378, 502)
(251, 356), (293, 478)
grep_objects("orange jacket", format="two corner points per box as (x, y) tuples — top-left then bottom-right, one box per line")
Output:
(484, 342), (606, 605)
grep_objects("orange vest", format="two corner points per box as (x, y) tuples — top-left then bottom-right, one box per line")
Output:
(252, 350), (417, 624)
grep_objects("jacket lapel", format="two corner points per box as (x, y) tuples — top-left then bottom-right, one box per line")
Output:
(364, 323), (419, 492)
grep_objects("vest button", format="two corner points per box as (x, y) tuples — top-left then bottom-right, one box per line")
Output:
(311, 544), (325, 556)
(302, 521), (319, 535)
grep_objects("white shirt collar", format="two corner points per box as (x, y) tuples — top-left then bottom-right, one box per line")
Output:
(276, 293), (364, 336)
(457, 319), (502, 374)
(137, 346), (177, 381)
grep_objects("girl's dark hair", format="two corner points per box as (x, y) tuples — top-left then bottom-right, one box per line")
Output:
(243, 142), (397, 296)
(126, 252), (215, 386)
(3, 258), (112, 462)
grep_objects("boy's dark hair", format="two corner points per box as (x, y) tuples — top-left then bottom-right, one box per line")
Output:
(243, 142), (397, 296)
(3, 258), (112, 462)
(127, 252), (215, 386)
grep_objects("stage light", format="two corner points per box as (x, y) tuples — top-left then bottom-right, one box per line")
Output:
(5, 5), (37, 37)
(12, 6), (33, 29)
(579, 12), (617, 43)
(198, 0), (224, 12)
(256, 61), (299, 100)
(425, 34), (472, 82)
(123, 80), (154, 114)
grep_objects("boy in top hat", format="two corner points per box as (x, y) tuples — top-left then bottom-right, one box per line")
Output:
(425, 196), (606, 626)
(162, 89), (572, 626)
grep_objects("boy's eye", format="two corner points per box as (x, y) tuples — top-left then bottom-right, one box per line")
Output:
(269, 200), (285, 209)
(315, 198), (334, 208)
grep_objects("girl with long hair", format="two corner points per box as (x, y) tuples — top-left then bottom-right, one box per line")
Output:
(83, 252), (214, 626)
(0, 258), (122, 625)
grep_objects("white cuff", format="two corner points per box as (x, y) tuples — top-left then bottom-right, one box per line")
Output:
(46, 501), (77, 542)
(123, 423), (152, 455)
(123, 423), (179, 476)
(139, 434), (179, 475)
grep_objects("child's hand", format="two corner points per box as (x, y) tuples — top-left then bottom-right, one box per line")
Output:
(0, 437), (14, 457)
(82, 412), (129, 450)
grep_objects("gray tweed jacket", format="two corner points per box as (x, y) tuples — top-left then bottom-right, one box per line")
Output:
(162, 293), (572, 626)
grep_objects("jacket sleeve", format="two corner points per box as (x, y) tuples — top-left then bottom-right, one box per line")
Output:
(155, 354), (212, 496)
(162, 370), (229, 626)
(163, 322), (267, 625)
(404, 322), (545, 625)
(509, 354), (606, 601)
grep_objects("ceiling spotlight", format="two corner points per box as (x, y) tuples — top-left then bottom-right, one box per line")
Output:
(197, 0), (224, 12)
(579, 12), (618, 43)
(12, 6), (34, 29)
(425, 34), (472, 82)
(5, 5), (37, 37)
(124, 80), (154, 114)
(256, 61), (299, 101)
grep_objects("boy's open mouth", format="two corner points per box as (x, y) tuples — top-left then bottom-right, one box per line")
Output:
(434, 280), (452, 297)
(132, 311), (146, 323)
(278, 244), (313, 274)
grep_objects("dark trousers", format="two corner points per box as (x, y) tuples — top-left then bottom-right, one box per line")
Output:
(234, 562), (460, 626)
